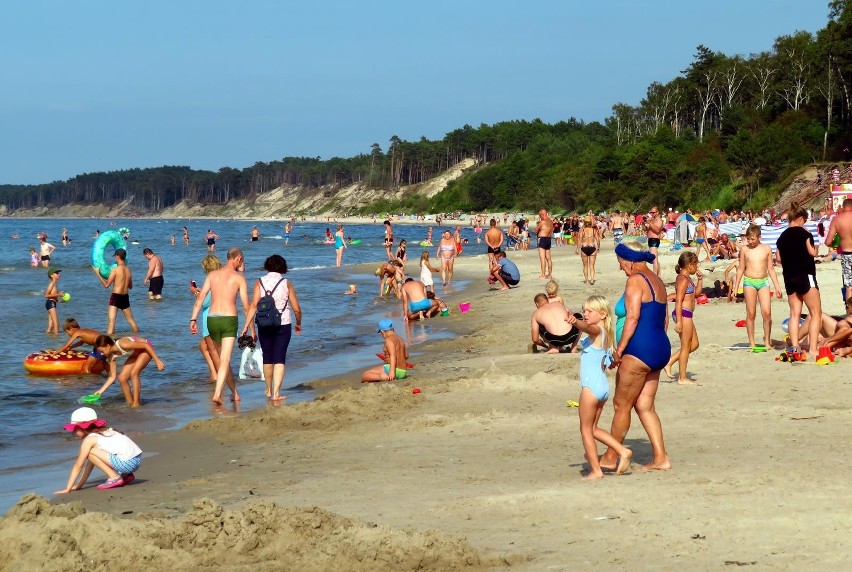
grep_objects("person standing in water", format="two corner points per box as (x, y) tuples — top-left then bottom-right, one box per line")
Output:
(190, 247), (249, 405)
(92, 248), (139, 335)
(334, 225), (347, 267)
(142, 248), (164, 300)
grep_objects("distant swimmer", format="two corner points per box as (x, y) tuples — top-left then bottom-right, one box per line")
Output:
(39, 236), (56, 268)
(62, 227), (70, 246)
(142, 248), (164, 300)
(284, 222), (292, 245)
(206, 229), (219, 252)
(183, 226), (190, 246)
(251, 226), (260, 242)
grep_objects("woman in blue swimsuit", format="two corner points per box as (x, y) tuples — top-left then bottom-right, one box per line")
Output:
(601, 241), (672, 473)
(334, 225), (346, 267)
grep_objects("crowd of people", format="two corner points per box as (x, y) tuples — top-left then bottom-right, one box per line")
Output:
(38, 193), (852, 489)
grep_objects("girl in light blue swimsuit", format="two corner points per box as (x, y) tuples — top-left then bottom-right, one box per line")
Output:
(567, 295), (633, 479)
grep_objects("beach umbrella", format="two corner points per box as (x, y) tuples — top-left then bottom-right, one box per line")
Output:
(676, 212), (697, 223)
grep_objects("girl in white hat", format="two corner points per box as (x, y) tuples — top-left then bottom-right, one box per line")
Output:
(54, 407), (142, 493)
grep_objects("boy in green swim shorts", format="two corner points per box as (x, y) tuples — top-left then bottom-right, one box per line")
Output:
(734, 225), (783, 348)
(361, 319), (409, 382)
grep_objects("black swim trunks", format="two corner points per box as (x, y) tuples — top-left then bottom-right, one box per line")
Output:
(537, 236), (552, 250)
(207, 238), (215, 246)
(45, 299), (56, 311)
(41, 255), (50, 261)
(647, 238), (661, 248)
(784, 274), (818, 297)
(540, 325), (580, 348)
(149, 276), (164, 296)
(487, 245), (501, 254)
(251, 236), (259, 242)
(109, 293), (131, 310)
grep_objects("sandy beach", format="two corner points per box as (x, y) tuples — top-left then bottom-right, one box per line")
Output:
(2, 240), (851, 570)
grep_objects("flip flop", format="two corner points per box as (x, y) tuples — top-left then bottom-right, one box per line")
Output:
(566, 400), (579, 408)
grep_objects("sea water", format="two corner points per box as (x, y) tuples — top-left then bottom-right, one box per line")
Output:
(0, 218), (480, 508)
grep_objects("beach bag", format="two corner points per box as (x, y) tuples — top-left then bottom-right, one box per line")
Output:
(255, 277), (286, 328)
(240, 346), (264, 380)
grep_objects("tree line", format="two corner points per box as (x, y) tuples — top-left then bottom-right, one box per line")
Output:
(2, 2), (851, 215)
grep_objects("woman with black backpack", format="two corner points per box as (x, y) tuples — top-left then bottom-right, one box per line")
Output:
(241, 254), (302, 401)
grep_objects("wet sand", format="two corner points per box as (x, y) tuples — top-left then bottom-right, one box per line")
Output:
(3, 242), (852, 570)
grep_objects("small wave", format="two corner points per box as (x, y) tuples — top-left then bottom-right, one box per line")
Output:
(291, 264), (332, 270)
(266, 235), (284, 240)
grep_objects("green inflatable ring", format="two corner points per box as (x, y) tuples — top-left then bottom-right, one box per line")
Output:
(91, 230), (127, 279)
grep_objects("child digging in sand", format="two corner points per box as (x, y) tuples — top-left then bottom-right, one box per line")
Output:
(733, 225), (783, 349)
(664, 252), (703, 385)
(54, 407), (141, 493)
(566, 295), (632, 479)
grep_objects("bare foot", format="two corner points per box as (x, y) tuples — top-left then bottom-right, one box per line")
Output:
(677, 378), (699, 386)
(582, 470), (604, 480)
(231, 392), (241, 402)
(271, 395), (287, 402)
(499, 286), (509, 291)
(538, 275), (548, 280)
(212, 395), (224, 405)
(545, 348), (559, 354)
(616, 450), (633, 475)
(663, 365), (674, 380)
(635, 456), (672, 472)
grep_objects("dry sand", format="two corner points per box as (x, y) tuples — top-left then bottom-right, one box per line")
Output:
(3, 241), (852, 570)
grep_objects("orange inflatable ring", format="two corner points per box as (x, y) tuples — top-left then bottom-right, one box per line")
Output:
(23, 350), (105, 376)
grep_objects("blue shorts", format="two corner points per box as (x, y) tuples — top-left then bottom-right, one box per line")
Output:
(109, 453), (141, 475)
(408, 298), (432, 313)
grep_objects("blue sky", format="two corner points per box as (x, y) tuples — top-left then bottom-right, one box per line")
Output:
(0, 1), (829, 184)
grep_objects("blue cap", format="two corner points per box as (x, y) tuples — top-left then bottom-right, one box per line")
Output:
(377, 319), (394, 332)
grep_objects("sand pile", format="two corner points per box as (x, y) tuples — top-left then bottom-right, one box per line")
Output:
(0, 494), (482, 571)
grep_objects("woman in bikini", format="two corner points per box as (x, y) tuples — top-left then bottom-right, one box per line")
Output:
(91, 334), (165, 407)
(579, 216), (601, 285)
(600, 241), (671, 473)
(436, 230), (457, 286)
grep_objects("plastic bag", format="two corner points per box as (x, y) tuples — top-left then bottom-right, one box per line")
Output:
(239, 346), (264, 380)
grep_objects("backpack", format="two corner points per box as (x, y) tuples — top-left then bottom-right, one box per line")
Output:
(255, 276), (287, 328)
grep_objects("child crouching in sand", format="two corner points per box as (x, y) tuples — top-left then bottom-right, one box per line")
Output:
(54, 407), (141, 493)
(92, 334), (165, 407)
(566, 295), (632, 479)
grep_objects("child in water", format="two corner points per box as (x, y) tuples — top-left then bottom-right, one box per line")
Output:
(56, 318), (106, 373)
(54, 407), (141, 493)
(92, 334), (165, 407)
(664, 251), (703, 384)
(566, 295), (632, 479)
(45, 267), (64, 334)
(30, 248), (39, 267)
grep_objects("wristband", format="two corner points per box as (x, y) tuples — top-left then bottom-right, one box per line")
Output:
(190, 319), (197, 322)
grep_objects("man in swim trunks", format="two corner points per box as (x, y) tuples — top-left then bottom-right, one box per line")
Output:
(535, 209), (554, 279)
(825, 198), (852, 303)
(484, 218), (504, 268)
(530, 293), (581, 353)
(362, 319), (409, 382)
(182, 226), (189, 246)
(401, 278), (433, 321)
(645, 207), (664, 275)
(190, 247), (249, 405)
(610, 211), (625, 243)
(206, 229), (219, 252)
(92, 248), (139, 335)
(39, 236), (56, 268)
(250, 226), (260, 242)
(142, 248), (164, 300)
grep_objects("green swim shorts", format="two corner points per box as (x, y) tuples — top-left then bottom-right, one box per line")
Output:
(383, 364), (408, 380)
(207, 315), (238, 344)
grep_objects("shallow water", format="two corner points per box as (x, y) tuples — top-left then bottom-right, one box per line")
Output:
(0, 218), (481, 508)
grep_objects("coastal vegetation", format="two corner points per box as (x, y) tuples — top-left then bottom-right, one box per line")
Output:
(1, 2), (850, 215)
